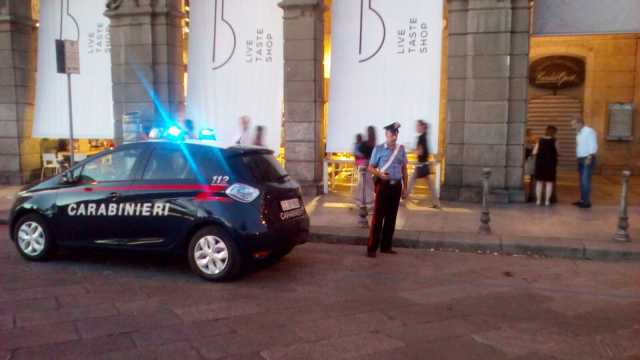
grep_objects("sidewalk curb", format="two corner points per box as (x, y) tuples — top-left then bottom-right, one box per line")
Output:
(310, 226), (640, 261)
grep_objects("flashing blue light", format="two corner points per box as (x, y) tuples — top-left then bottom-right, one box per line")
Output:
(167, 125), (183, 138)
(199, 128), (217, 140)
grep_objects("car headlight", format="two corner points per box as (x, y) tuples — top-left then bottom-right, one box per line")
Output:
(225, 183), (260, 203)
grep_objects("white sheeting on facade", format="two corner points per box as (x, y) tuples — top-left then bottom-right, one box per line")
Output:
(33, 0), (114, 139)
(534, 0), (640, 35)
(327, 0), (444, 153)
(186, 0), (284, 153)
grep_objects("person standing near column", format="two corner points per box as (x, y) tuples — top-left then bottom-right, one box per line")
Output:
(407, 120), (441, 208)
(235, 115), (252, 145)
(366, 122), (408, 257)
(572, 116), (598, 209)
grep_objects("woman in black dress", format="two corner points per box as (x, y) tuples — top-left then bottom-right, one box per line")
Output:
(533, 126), (559, 206)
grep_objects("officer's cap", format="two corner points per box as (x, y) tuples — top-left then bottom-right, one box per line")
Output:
(383, 122), (401, 134)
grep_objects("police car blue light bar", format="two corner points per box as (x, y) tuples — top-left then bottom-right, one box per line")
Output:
(166, 125), (183, 138)
(199, 128), (217, 140)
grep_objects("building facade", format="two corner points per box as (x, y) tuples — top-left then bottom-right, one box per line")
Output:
(1, 0), (639, 202)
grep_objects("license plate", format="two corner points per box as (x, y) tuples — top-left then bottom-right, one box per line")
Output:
(280, 198), (301, 211)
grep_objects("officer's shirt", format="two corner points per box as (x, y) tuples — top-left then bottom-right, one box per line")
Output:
(370, 143), (408, 181)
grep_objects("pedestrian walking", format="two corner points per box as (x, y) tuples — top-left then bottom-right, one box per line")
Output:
(533, 126), (559, 206)
(235, 115), (252, 145)
(525, 129), (537, 202)
(253, 125), (265, 147)
(184, 119), (197, 139)
(366, 122), (408, 257)
(353, 128), (376, 209)
(354, 133), (365, 165)
(407, 120), (440, 208)
(572, 116), (598, 208)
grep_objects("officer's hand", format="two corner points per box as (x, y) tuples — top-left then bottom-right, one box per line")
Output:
(401, 188), (408, 199)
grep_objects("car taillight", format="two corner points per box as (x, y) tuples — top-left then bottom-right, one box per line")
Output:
(225, 183), (260, 203)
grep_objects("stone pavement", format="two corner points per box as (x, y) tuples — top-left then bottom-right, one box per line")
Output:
(0, 228), (639, 359)
(308, 192), (640, 261)
(308, 173), (640, 261)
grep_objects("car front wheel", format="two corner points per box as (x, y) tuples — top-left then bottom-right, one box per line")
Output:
(14, 213), (55, 261)
(188, 226), (243, 281)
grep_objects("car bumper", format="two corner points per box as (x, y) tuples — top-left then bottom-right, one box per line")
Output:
(247, 216), (309, 256)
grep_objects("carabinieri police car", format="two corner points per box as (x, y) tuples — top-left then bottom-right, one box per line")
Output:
(8, 140), (309, 281)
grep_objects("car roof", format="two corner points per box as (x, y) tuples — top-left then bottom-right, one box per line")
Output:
(121, 140), (274, 156)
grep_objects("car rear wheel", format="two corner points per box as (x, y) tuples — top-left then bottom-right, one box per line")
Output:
(188, 226), (243, 281)
(14, 214), (55, 261)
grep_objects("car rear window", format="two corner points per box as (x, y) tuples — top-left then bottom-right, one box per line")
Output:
(229, 153), (288, 183)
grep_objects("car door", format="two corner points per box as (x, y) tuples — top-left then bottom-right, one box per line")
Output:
(123, 143), (205, 249)
(54, 145), (148, 246)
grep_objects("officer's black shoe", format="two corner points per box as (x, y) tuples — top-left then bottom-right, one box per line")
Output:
(381, 249), (398, 254)
(578, 203), (592, 209)
(366, 251), (376, 258)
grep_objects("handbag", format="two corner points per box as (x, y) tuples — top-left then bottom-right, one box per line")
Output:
(415, 163), (430, 178)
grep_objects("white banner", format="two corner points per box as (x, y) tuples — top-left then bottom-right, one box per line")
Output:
(534, 0), (640, 35)
(33, 0), (114, 139)
(186, 0), (284, 153)
(327, 0), (443, 153)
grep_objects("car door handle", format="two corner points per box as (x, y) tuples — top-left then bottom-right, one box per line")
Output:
(109, 192), (120, 200)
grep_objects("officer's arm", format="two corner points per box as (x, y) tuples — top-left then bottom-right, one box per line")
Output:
(367, 148), (379, 176)
(402, 147), (409, 192)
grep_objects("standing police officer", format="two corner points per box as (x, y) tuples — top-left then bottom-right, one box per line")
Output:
(366, 122), (408, 257)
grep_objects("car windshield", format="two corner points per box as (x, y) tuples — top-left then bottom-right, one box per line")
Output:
(229, 153), (288, 183)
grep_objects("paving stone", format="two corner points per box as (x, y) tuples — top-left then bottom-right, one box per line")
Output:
(260, 333), (405, 360)
(381, 318), (498, 345)
(193, 326), (305, 359)
(291, 311), (404, 342)
(174, 300), (263, 322)
(0, 322), (78, 350)
(95, 341), (201, 360)
(0, 314), (12, 330)
(15, 303), (118, 327)
(366, 335), (509, 360)
(75, 311), (183, 338)
(132, 320), (234, 347)
(0, 297), (58, 315)
(11, 334), (135, 360)
(0, 284), (87, 302)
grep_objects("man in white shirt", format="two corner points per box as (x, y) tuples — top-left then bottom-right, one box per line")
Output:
(572, 116), (598, 208)
(235, 115), (252, 145)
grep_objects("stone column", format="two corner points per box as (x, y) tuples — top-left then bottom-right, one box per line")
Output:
(278, 0), (324, 196)
(105, 0), (186, 143)
(0, 0), (39, 184)
(442, 0), (529, 202)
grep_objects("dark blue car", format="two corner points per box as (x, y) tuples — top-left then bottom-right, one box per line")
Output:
(8, 140), (309, 281)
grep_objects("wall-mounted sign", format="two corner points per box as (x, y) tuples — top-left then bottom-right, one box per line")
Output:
(529, 56), (585, 90)
(607, 103), (634, 141)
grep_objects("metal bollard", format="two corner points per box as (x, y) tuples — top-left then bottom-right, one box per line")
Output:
(478, 168), (492, 235)
(613, 170), (631, 242)
(358, 166), (369, 227)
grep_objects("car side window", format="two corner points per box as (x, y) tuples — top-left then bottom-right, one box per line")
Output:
(143, 146), (197, 180)
(79, 148), (143, 183)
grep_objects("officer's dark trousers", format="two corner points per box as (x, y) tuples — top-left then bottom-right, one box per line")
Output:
(368, 180), (402, 253)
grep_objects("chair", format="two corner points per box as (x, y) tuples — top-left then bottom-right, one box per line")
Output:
(41, 153), (61, 180)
